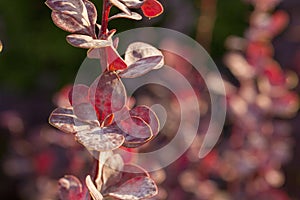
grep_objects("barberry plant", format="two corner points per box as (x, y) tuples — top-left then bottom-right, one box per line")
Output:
(46, 0), (164, 199)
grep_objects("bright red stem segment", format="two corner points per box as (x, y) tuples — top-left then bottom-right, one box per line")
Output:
(100, 0), (111, 39)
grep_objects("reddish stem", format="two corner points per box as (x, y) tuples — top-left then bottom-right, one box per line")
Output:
(100, 0), (112, 39)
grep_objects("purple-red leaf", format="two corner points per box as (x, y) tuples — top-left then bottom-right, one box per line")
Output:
(109, 12), (142, 21)
(107, 176), (158, 200)
(49, 107), (92, 134)
(119, 55), (163, 78)
(83, 0), (97, 26)
(89, 72), (127, 122)
(125, 42), (164, 69)
(51, 12), (89, 35)
(46, 0), (95, 35)
(130, 105), (160, 137)
(66, 34), (111, 49)
(58, 175), (83, 200)
(112, 116), (153, 148)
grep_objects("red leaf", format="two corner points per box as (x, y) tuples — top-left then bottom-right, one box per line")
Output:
(141, 0), (163, 18)
(112, 116), (153, 148)
(106, 46), (128, 71)
(130, 105), (160, 137)
(89, 72), (127, 122)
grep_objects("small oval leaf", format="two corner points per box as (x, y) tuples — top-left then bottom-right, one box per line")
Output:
(109, 12), (142, 21)
(119, 56), (163, 78)
(107, 176), (158, 200)
(141, 0), (163, 18)
(125, 42), (164, 69)
(110, 0), (131, 15)
(76, 130), (125, 151)
(58, 175), (83, 200)
(66, 34), (111, 49)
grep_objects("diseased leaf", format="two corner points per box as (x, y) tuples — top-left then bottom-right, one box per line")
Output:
(141, 0), (163, 18)
(51, 12), (89, 35)
(119, 56), (163, 78)
(58, 175), (83, 200)
(110, 0), (131, 15)
(107, 176), (158, 200)
(86, 175), (104, 200)
(76, 129), (125, 151)
(73, 103), (98, 121)
(112, 116), (153, 148)
(119, 0), (145, 8)
(69, 84), (89, 105)
(109, 12), (142, 21)
(89, 72), (127, 122)
(66, 34), (111, 49)
(125, 42), (164, 69)
(102, 154), (124, 191)
(130, 105), (160, 137)
(49, 107), (93, 134)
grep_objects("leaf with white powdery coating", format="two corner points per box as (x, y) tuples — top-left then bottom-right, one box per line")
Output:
(46, 0), (96, 35)
(76, 129), (125, 151)
(120, 55), (163, 78)
(125, 42), (164, 69)
(49, 107), (93, 134)
(109, 12), (142, 21)
(119, 0), (145, 8)
(107, 176), (158, 200)
(66, 34), (111, 49)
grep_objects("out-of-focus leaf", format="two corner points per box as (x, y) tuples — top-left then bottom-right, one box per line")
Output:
(89, 72), (127, 122)
(0, 40), (3, 52)
(73, 103), (98, 121)
(86, 175), (104, 200)
(69, 84), (89, 105)
(141, 0), (163, 18)
(49, 107), (95, 134)
(107, 176), (158, 200)
(102, 154), (124, 191)
(66, 34), (111, 49)
(58, 175), (83, 200)
(119, 56), (163, 78)
(46, 0), (95, 35)
(109, 12), (142, 21)
(113, 116), (153, 148)
(130, 105), (160, 137)
(76, 129), (125, 151)
(110, 0), (131, 15)
(125, 42), (164, 69)
(119, 0), (145, 8)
